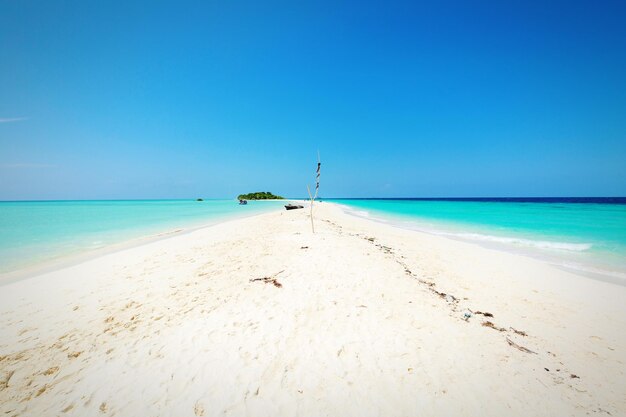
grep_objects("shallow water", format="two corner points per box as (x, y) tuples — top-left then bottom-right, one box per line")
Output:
(329, 198), (626, 283)
(0, 199), (285, 274)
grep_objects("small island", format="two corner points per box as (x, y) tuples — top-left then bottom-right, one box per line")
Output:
(237, 191), (284, 200)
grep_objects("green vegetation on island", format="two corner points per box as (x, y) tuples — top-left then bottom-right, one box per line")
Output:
(237, 191), (284, 200)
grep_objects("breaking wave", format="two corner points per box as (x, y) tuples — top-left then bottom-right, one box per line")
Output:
(435, 232), (593, 252)
(337, 204), (592, 252)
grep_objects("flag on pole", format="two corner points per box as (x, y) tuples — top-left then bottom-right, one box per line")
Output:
(315, 162), (321, 192)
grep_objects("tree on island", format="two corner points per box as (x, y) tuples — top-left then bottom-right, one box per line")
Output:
(237, 191), (284, 200)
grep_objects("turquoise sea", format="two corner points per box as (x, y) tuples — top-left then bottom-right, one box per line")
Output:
(0, 199), (285, 274)
(330, 198), (626, 284)
(1, 198), (625, 284)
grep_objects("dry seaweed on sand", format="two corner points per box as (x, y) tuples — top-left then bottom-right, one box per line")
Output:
(250, 270), (285, 288)
(482, 321), (507, 332)
(506, 337), (537, 354)
(510, 327), (527, 336)
(249, 277), (283, 288)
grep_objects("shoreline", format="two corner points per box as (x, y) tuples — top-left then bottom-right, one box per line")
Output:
(332, 202), (626, 286)
(5, 199), (622, 288)
(0, 201), (295, 285)
(1, 202), (625, 416)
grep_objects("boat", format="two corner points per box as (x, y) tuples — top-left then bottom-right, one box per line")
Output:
(284, 204), (304, 210)
(239, 199), (248, 205)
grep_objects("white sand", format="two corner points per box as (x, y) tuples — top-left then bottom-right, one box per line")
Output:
(1, 203), (625, 416)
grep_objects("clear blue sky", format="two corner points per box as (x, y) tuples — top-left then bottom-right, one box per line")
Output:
(1, 0), (625, 199)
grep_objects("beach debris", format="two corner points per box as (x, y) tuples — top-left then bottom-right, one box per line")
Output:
(482, 321), (506, 332)
(353, 223), (544, 360)
(375, 244), (394, 254)
(506, 337), (537, 354)
(300, 246), (309, 249)
(433, 289), (446, 298)
(510, 327), (527, 336)
(418, 279), (436, 287)
(431, 289), (458, 305)
(544, 368), (550, 372)
(570, 374), (580, 379)
(249, 277), (282, 288)
(250, 270), (285, 288)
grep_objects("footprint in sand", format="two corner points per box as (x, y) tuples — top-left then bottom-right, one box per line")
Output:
(194, 401), (205, 416)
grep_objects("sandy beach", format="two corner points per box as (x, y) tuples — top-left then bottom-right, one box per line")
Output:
(1, 203), (625, 417)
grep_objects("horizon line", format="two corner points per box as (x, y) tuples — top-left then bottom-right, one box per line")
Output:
(1, 196), (625, 203)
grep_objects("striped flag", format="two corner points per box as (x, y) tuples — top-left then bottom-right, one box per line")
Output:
(315, 161), (321, 192)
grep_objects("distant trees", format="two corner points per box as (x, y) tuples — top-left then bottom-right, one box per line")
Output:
(237, 191), (284, 200)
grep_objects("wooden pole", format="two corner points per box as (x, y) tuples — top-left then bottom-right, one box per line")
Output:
(307, 152), (321, 234)
(307, 184), (315, 233)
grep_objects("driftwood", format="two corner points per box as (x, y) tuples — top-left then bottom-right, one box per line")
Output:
(250, 270), (285, 288)
(506, 337), (537, 354)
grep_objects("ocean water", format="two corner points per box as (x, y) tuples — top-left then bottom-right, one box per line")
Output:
(0, 199), (285, 274)
(2, 198), (625, 284)
(329, 198), (626, 284)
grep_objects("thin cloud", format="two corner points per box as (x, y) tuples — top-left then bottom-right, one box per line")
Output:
(0, 117), (28, 123)
(0, 163), (57, 168)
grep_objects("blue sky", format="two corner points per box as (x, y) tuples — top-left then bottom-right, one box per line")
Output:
(1, 0), (625, 199)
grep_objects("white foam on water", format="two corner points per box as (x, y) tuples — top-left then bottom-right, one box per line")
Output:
(332, 202), (626, 285)
(432, 232), (592, 252)
(335, 204), (372, 219)
(338, 204), (592, 252)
